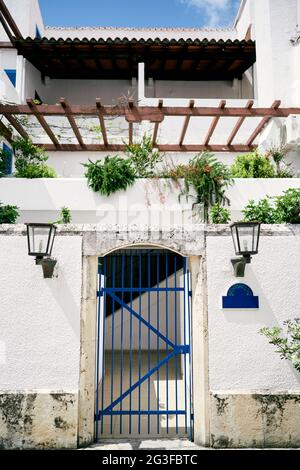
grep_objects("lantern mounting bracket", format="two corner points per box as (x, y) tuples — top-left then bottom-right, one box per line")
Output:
(231, 254), (251, 277)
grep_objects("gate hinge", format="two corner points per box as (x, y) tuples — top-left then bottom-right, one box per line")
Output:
(188, 290), (192, 297)
(176, 345), (190, 354)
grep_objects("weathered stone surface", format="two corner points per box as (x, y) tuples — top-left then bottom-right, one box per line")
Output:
(210, 392), (300, 448)
(0, 392), (78, 449)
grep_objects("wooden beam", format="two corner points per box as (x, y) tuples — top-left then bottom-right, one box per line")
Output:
(152, 99), (163, 146)
(128, 122), (133, 145)
(179, 100), (194, 146)
(227, 99), (254, 145)
(0, 11), (13, 43)
(60, 98), (86, 149)
(0, 41), (13, 48)
(0, 119), (12, 141)
(0, 0), (22, 38)
(3, 114), (29, 139)
(204, 100), (226, 146)
(26, 98), (61, 148)
(246, 100), (281, 145)
(96, 98), (108, 146)
(39, 143), (256, 153)
(1, 104), (297, 118)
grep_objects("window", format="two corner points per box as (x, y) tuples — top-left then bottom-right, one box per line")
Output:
(1, 143), (13, 175)
(4, 69), (16, 87)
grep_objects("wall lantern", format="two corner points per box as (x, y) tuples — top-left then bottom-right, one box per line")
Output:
(230, 222), (261, 277)
(26, 223), (57, 278)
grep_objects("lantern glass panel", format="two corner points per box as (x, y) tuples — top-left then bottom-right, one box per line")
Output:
(231, 222), (260, 255)
(27, 224), (55, 256)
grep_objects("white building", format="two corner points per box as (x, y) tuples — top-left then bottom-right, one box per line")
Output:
(0, 0), (299, 449)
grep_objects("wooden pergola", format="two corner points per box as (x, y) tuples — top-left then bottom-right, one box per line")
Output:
(1, 99), (300, 152)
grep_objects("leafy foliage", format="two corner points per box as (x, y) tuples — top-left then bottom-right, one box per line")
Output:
(54, 206), (72, 224)
(126, 135), (163, 177)
(260, 319), (300, 372)
(83, 156), (136, 196)
(243, 197), (280, 224)
(266, 146), (294, 178)
(12, 138), (56, 178)
(0, 148), (11, 177)
(178, 152), (232, 222)
(275, 188), (300, 224)
(0, 202), (19, 223)
(210, 203), (231, 224)
(243, 189), (300, 224)
(230, 151), (275, 178)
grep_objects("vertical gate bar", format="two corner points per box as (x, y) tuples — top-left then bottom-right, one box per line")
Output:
(95, 259), (102, 440)
(129, 254), (133, 434)
(183, 257), (187, 434)
(110, 256), (116, 434)
(165, 253), (169, 434)
(138, 253), (142, 434)
(147, 251), (151, 434)
(156, 253), (160, 435)
(187, 268), (193, 440)
(120, 254), (125, 434)
(100, 258), (107, 435)
(174, 256), (178, 433)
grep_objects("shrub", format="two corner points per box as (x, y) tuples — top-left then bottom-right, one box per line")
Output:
(180, 152), (232, 222)
(266, 146), (294, 178)
(126, 135), (163, 177)
(242, 197), (280, 224)
(12, 137), (56, 178)
(0, 202), (19, 223)
(275, 188), (300, 223)
(83, 156), (136, 196)
(230, 151), (275, 178)
(210, 203), (231, 224)
(259, 319), (300, 372)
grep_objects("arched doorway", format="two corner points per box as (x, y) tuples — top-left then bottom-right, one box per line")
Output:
(94, 246), (193, 439)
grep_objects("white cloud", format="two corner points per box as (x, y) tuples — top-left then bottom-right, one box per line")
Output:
(180, 0), (237, 28)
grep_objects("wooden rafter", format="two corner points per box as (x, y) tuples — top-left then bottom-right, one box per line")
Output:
(152, 100), (163, 146)
(27, 99), (61, 148)
(96, 99), (108, 146)
(0, 118), (12, 141)
(227, 100), (254, 145)
(204, 100), (226, 146)
(0, 11), (13, 42)
(3, 114), (29, 139)
(0, 0), (22, 38)
(0, 100), (298, 152)
(60, 98), (86, 149)
(179, 100), (194, 146)
(246, 100), (281, 145)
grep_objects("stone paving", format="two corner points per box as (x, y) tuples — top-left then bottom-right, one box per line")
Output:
(83, 439), (206, 450)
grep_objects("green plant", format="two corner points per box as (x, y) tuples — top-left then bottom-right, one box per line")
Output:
(0, 202), (19, 223)
(242, 197), (280, 224)
(126, 135), (163, 177)
(83, 156), (136, 196)
(275, 188), (300, 224)
(210, 203), (231, 224)
(0, 147), (11, 177)
(12, 137), (56, 178)
(259, 319), (300, 372)
(179, 152), (232, 222)
(266, 146), (294, 178)
(54, 206), (72, 224)
(230, 151), (275, 178)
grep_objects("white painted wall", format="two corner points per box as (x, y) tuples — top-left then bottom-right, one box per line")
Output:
(207, 234), (300, 391)
(0, 234), (82, 390)
(0, 0), (44, 41)
(1, 177), (300, 224)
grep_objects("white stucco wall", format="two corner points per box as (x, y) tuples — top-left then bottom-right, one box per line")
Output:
(0, 234), (82, 390)
(207, 233), (300, 391)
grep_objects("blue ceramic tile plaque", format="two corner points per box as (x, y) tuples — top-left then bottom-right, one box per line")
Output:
(222, 283), (259, 309)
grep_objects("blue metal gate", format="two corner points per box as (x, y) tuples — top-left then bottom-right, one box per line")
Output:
(95, 249), (193, 439)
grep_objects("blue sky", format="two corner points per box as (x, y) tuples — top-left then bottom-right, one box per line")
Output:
(39, 0), (241, 29)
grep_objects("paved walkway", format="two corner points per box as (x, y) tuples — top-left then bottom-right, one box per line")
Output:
(84, 439), (206, 450)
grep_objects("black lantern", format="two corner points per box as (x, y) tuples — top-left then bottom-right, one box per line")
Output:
(26, 223), (57, 278)
(230, 222), (261, 277)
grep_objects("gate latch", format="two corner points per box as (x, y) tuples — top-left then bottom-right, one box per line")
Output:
(175, 345), (190, 354)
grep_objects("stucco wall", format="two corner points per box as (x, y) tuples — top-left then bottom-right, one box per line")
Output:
(206, 232), (300, 391)
(0, 234), (82, 390)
